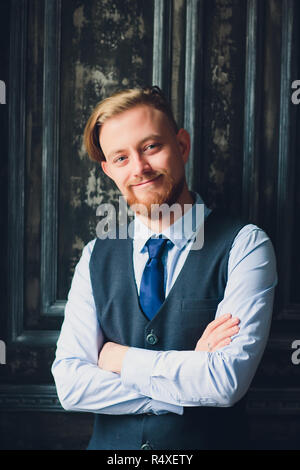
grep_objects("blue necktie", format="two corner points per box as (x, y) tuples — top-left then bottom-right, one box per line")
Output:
(139, 237), (169, 320)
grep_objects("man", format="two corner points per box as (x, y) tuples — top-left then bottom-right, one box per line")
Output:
(52, 86), (277, 450)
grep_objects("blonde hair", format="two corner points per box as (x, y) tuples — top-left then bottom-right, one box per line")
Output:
(83, 86), (179, 163)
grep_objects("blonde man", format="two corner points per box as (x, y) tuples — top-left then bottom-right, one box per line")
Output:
(52, 86), (277, 450)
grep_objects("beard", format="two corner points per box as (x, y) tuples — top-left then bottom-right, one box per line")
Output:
(124, 169), (185, 217)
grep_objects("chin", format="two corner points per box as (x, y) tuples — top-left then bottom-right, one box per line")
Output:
(126, 175), (185, 217)
(126, 191), (166, 216)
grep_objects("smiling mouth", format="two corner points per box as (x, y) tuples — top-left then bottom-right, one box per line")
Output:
(131, 174), (162, 187)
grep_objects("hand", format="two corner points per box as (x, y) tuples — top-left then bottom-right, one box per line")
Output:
(98, 341), (129, 374)
(195, 313), (240, 352)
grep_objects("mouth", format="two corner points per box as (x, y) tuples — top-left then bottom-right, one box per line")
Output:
(131, 174), (162, 188)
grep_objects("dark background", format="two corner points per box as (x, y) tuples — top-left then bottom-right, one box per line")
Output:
(0, 0), (300, 450)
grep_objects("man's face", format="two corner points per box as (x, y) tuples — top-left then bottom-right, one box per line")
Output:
(99, 104), (190, 214)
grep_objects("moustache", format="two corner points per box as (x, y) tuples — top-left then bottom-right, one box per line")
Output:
(127, 172), (164, 188)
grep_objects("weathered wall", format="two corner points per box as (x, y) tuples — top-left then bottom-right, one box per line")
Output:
(58, 0), (154, 298)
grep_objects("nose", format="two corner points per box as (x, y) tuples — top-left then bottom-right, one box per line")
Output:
(131, 151), (152, 176)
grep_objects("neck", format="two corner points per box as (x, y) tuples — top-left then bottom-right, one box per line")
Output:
(135, 183), (194, 233)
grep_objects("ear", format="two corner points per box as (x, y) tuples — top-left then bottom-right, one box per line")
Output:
(176, 128), (190, 164)
(101, 160), (112, 179)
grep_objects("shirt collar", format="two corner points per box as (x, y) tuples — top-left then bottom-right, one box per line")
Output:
(133, 192), (211, 253)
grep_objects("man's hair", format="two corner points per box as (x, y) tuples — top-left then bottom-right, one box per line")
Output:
(83, 86), (179, 163)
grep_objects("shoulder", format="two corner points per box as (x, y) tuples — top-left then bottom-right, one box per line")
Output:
(73, 239), (97, 273)
(81, 238), (97, 259)
(230, 223), (273, 251)
(210, 210), (274, 252)
(228, 223), (277, 279)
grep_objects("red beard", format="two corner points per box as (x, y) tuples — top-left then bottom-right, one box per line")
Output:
(125, 169), (185, 217)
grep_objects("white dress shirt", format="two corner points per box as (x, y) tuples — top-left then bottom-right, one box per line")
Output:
(52, 193), (278, 416)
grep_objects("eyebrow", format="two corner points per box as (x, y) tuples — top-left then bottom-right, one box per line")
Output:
(106, 134), (163, 161)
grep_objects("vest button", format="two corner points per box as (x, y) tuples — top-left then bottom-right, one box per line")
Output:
(141, 442), (152, 450)
(146, 332), (158, 345)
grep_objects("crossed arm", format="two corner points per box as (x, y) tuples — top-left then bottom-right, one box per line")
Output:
(52, 225), (277, 413)
(98, 313), (241, 374)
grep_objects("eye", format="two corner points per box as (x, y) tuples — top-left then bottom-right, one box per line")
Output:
(144, 143), (161, 152)
(113, 155), (127, 164)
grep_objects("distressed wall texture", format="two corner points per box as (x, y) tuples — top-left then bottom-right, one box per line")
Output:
(58, 0), (154, 298)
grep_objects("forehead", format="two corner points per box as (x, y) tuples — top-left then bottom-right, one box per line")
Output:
(99, 105), (174, 150)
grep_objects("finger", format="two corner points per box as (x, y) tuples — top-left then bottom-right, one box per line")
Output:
(211, 337), (232, 352)
(205, 317), (240, 339)
(202, 313), (232, 339)
(202, 314), (239, 340)
(215, 316), (240, 331)
(217, 318), (240, 335)
(217, 324), (240, 342)
(209, 325), (240, 350)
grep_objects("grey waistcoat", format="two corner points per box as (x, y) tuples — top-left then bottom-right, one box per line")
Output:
(87, 209), (250, 450)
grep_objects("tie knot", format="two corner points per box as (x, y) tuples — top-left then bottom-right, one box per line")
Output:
(145, 237), (168, 260)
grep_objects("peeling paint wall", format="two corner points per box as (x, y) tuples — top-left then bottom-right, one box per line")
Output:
(201, 0), (247, 213)
(57, 0), (154, 298)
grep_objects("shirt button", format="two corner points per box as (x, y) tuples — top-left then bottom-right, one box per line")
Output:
(141, 442), (152, 450)
(146, 332), (158, 345)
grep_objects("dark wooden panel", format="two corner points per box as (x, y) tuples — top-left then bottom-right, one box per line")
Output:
(291, 15), (300, 304)
(24, 0), (45, 327)
(277, 0), (300, 314)
(153, 0), (173, 99)
(257, 0), (282, 238)
(170, 0), (186, 128)
(40, 0), (62, 317)
(275, 0), (296, 320)
(7, 0), (28, 341)
(0, 0), (10, 344)
(199, 0), (247, 214)
(242, 0), (264, 222)
(0, 410), (93, 450)
(184, 0), (204, 191)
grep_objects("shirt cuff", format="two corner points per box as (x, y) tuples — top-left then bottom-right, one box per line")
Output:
(121, 347), (158, 396)
(121, 347), (184, 415)
(151, 399), (184, 415)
